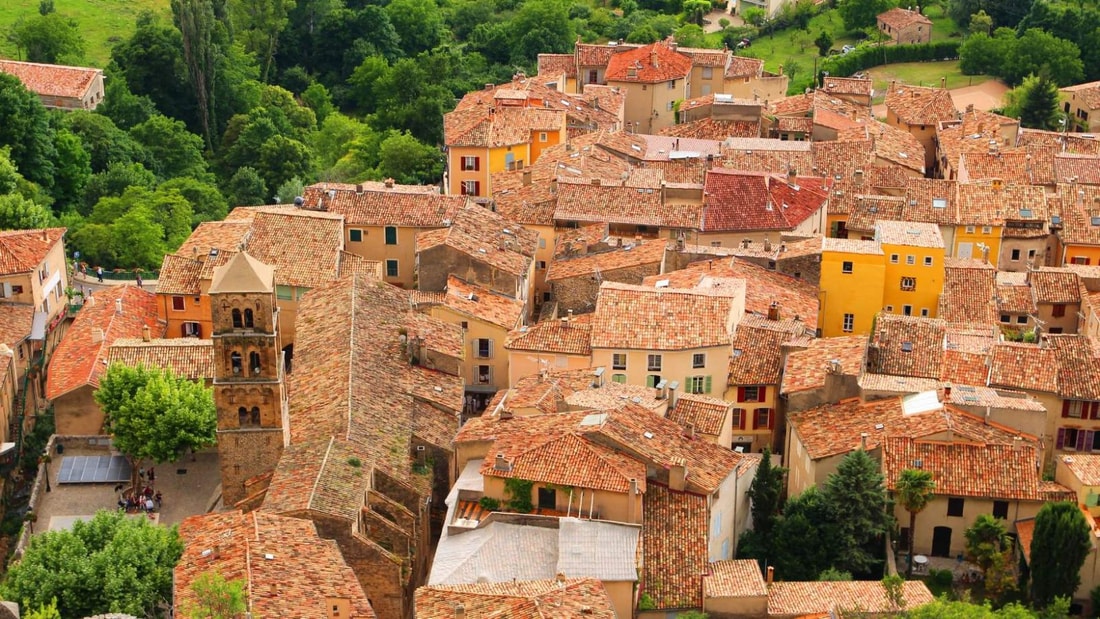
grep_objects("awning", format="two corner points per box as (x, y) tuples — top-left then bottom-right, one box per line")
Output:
(29, 311), (47, 341)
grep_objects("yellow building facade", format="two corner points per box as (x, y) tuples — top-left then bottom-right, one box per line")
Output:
(878, 221), (946, 319)
(819, 238), (885, 337)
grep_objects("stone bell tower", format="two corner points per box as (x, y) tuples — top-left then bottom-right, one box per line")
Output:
(208, 252), (287, 507)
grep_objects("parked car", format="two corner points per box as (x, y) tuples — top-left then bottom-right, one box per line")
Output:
(736, 38), (751, 48)
(841, 45), (855, 54)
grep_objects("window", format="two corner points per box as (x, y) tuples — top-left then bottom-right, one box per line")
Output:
(182, 322), (201, 337)
(612, 373), (626, 383)
(276, 285), (293, 300)
(231, 352), (242, 374)
(476, 338), (492, 359)
(1028, 249), (1037, 261)
(702, 67), (713, 79)
(921, 308), (930, 317)
(460, 156), (479, 171)
(906, 255), (916, 265)
(740, 386), (765, 402)
(841, 261), (853, 274)
(903, 305), (913, 316)
(384, 226), (398, 245)
(965, 225), (976, 233)
(731, 408), (745, 430)
(668, 80), (676, 90)
(709, 240), (723, 247)
(947, 498), (964, 517)
(538, 487), (556, 509)
(1016, 315), (1028, 324)
(243, 309), (254, 328)
(385, 260), (398, 278)
(688, 375), (712, 394)
(612, 353), (627, 370)
(461, 180), (480, 196)
(754, 407), (773, 429)
(890, 254), (899, 264)
(924, 256), (933, 266)
(536, 260), (546, 270)
(646, 375), (662, 388)
(885, 305), (894, 312)
(666, 101), (674, 111)
(982, 226), (992, 234)
(1072, 256), (1091, 265)
(992, 501), (1009, 520)
(647, 354), (662, 371)
(1000, 314), (1010, 323)
(250, 351), (262, 374)
(238, 407), (257, 428)
(692, 353), (706, 368)
(842, 313), (854, 332)
(477, 365), (492, 384)
(1052, 304), (1067, 318)
(539, 132), (548, 143)
(1010, 248), (1021, 261)
(538, 238), (546, 249)
(460, 321), (468, 330)
(1049, 327), (1064, 334)
(542, 292), (551, 302)
(10, 285), (22, 295)
(232, 308), (243, 328)
(349, 229), (363, 242)
(168, 295), (186, 311)
(900, 277), (916, 291)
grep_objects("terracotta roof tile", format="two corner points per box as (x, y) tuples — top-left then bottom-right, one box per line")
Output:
(504, 313), (593, 357)
(177, 220), (251, 256)
(415, 578), (616, 619)
(576, 42), (642, 67)
(988, 342), (1059, 393)
(483, 430), (647, 494)
(768, 581), (934, 616)
(936, 109), (1019, 174)
(45, 286), (162, 400)
(875, 220), (944, 248)
(1048, 334), (1100, 400)
(1061, 81), (1100, 111)
(884, 437), (1070, 501)
(940, 259), (997, 325)
(725, 55), (764, 78)
(728, 326), (789, 386)
(901, 178), (958, 224)
(878, 6), (933, 28)
(240, 210), (345, 288)
(301, 182), (464, 227)
(845, 195), (907, 232)
(822, 76), (873, 97)
(704, 559), (766, 598)
(1055, 184), (1100, 246)
(781, 336), (866, 394)
(659, 118), (761, 140)
(416, 205), (538, 276)
(554, 177), (694, 228)
(641, 483), (707, 610)
(1057, 453), (1100, 485)
(175, 510), (374, 618)
(996, 283), (1035, 315)
(839, 120), (926, 174)
(155, 254), (203, 295)
(1029, 267), (1081, 304)
(0, 228), (64, 274)
(866, 315), (946, 380)
(668, 393), (730, 436)
(885, 83), (957, 127)
(445, 106), (565, 149)
(701, 169), (828, 232)
(946, 385), (1046, 412)
(107, 338), (214, 381)
(436, 275), (524, 330)
(0, 303), (34, 347)
(546, 237), (666, 282)
(1054, 153), (1100, 185)
(822, 237), (883, 255)
(590, 281), (737, 350)
(537, 53), (577, 78)
(606, 41), (692, 83)
(0, 60), (101, 100)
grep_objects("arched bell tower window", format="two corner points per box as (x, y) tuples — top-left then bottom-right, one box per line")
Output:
(231, 308), (243, 328)
(250, 406), (261, 425)
(238, 407), (249, 426)
(231, 352), (242, 374)
(250, 351), (261, 374)
(244, 308), (254, 328)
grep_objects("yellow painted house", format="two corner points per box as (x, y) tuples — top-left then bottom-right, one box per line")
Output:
(819, 237), (885, 337)
(444, 85), (567, 198)
(877, 221), (945, 319)
(953, 181), (1007, 264)
(1058, 184), (1100, 267)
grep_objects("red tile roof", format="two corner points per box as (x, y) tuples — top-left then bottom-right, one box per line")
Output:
(415, 578), (616, 619)
(701, 169), (827, 233)
(504, 313), (593, 357)
(416, 205), (538, 276)
(590, 281), (737, 350)
(0, 60), (101, 100)
(0, 228), (64, 275)
(659, 118), (761, 140)
(605, 41), (692, 83)
(0, 303), (34, 347)
(704, 559), (767, 598)
(545, 237), (667, 282)
(988, 342), (1059, 394)
(728, 326), (790, 386)
(483, 430), (647, 494)
(668, 393), (730, 436)
(885, 83), (957, 127)
(866, 315), (946, 380)
(781, 336), (866, 394)
(175, 510), (375, 618)
(45, 286), (162, 400)
(537, 53), (577, 78)
(940, 259), (998, 326)
(1061, 81), (1100, 111)
(822, 76), (873, 97)
(877, 7), (933, 28)
(437, 275), (524, 330)
(1028, 267), (1081, 304)
(107, 338), (214, 381)
(445, 106), (565, 149)
(641, 483), (708, 610)
(768, 580), (934, 616)
(301, 182), (465, 228)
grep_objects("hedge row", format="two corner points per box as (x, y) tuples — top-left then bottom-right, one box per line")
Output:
(819, 41), (961, 78)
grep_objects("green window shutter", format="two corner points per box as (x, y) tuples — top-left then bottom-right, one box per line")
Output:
(647, 375), (657, 388)
(705, 375), (712, 394)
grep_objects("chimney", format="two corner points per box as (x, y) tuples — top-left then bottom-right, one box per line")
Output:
(651, 49), (659, 69)
(494, 453), (511, 472)
(115, 298), (123, 315)
(484, 83), (494, 91)
(500, 409), (514, 420)
(142, 324), (151, 342)
(522, 169), (532, 186)
(40, 229), (47, 241)
(766, 566), (775, 585)
(767, 301), (781, 321)
(860, 432), (869, 451)
(763, 236), (772, 252)
(941, 76), (946, 89)
(567, 309), (574, 323)
(630, 478), (639, 496)
(778, 64), (784, 76)
(685, 423), (696, 439)
(591, 178), (601, 186)
(1013, 436), (1023, 452)
(966, 103), (974, 114)
(669, 457), (687, 491)
(384, 178), (395, 188)
(455, 603), (466, 619)
(92, 328), (105, 344)
(355, 183), (364, 194)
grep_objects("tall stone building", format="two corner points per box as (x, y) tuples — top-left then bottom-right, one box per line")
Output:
(209, 252), (288, 507)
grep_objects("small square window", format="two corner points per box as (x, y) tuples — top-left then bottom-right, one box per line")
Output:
(965, 225), (976, 234)
(1053, 304), (1067, 318)
(612, 353), (627, 370)
(992, 500), (1009, 520)
(171, 296), (185, 311)
(982, 226), (992, 234)
(842, 261), (853, 274)
(906, 255), (916, 265)
(647, 354), (662, 371)
(947, 497), (965, 517)
(539, 132), (548, 142)
(384, 226), (398, 245)
(1010, 248), (1020, 261)
(476, 338), (492, 359)
(920, 308), (930, 317)
(612, 373), (626, 384)
(900, 277), (916, 291)
(755, 407), (772, 429)
(385, 260), (398, 278)
(1000, 314), (1010, 323)
(1016, 315), (1028, 324)
(349, 229), (363, 243)
(537, 260), (547, 269)
(692, 353), (706, 368)
(890, 254), (899, 263)
(903, 305), (913, 316)
(924, 256), (933, 266)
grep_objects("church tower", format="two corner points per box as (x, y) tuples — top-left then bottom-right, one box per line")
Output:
(208, 252), (287, 507)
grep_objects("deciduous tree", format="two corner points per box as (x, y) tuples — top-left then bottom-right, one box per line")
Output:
(184, 571), (247, 619)
(838, 0), (897, 32)
(8, 12), (86, 64)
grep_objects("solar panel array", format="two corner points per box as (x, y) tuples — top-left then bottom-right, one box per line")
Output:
(57, 455), (132, 484)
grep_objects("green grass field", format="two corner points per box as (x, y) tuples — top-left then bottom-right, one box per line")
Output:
(867, 60), (995, 103)
(0, 0), (170, 67)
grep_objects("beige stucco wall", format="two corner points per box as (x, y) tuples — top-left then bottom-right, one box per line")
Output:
(430, 306), (512, 393)
(481, 474), (643, 524)
(506, 349), (590, 386)
(704, 593), (769, 618)
(609, 77), (689, 134)
(591, 345), (729, 392)
(53, 386), (103, 435)
(897, 496), (1043, 557)
(604, 580), (635, 619)
(1037, 302), (1081, 334)
(344, 224), (421, 289)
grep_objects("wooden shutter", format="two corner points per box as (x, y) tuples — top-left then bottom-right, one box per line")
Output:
(474, 157), (480, 171)
(1091, 402), (1100, 420)
(758, 386), (767, 402)
(768, 408), (776, 430)
(1078, 430), (1089, 452)
(737, 387), (746, 401)
(704, 376), (712, 394)
(1057, 428), (1067, 449)
(1087, 431), (1096, 452)
(739, 409), (747, 430)
(750, 408), (758, 430)
(1063, 400), (1072, 418)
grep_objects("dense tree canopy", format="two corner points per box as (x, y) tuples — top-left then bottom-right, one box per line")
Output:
(0, 510), (183, 618)
(1030, 501), (1092, 608)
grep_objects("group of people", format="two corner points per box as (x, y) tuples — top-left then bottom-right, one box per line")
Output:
(114, 467), (163, 514)
(77, 263), (142, 287)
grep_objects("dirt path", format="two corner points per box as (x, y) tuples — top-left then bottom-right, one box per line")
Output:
(949, 80), (1009, 112)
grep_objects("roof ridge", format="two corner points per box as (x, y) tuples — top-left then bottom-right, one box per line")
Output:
(307, 437), (337, 512)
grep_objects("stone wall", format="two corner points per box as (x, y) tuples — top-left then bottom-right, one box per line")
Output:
(216, 428), (284, 507)
(552, 263), (661, 314)
(416, 246), (521, 298)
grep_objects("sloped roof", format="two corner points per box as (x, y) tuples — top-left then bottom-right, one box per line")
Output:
(208, 251), (274, 294)
(416, 578), (616, 619)
(504, 314), (592, 357)
(667, 393), (730, 436)
(0, 60), (101, 100)
(416, 205), (538, 276)
(781, 336), (866, 394)
(0, 228), (64, 275)
(641, 483), (708, 610)
(885, 83), (957, 127)
(107, 338), (214, 381)
(768, 580), (934, 616)
(590, 281), (737, 350)
(605, 41), (692, 83)
(701, 169), (828, 233)
(940, 259), (998, 325)
(866, 315), (946, 380)
(0, 303), (34, 347)
(301, 182), (465, 228)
